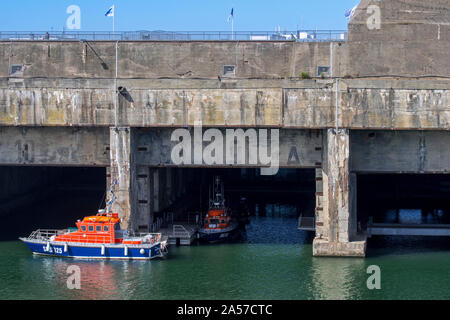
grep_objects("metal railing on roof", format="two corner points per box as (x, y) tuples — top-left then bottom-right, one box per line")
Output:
(0, 30), (347, 42)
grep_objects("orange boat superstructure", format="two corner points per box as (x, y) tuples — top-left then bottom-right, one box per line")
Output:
(203, 209), (232, 231)
(53, 212), (160, 245)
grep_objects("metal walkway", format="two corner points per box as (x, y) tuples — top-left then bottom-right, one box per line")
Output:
(298, 215), (315, 231)
(0, 30), (347, 42)
(160, 224), (199, 246)
(368, 223), (450, 237)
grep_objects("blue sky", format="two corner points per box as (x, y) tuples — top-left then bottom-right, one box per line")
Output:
(0, 1), (359, 32)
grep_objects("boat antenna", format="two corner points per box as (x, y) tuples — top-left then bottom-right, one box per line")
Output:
(97, 191), (106, 212)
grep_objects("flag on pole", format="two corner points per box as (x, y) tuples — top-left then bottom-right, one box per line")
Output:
(105, 5), (115, 17)
(227, 8), (234, 22)
(344, 5), (357, 20)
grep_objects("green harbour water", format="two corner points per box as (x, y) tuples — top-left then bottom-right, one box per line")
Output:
(1, 216), (450, 300)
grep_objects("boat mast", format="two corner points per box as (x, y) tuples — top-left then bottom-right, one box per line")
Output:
(209, 176), (225, 209)
(106, 179), (118, 214)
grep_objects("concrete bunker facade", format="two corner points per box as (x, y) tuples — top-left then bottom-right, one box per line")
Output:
(0, 0), (449, 257)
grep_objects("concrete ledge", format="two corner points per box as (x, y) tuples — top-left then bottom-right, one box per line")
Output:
(312, 238), (367, 257)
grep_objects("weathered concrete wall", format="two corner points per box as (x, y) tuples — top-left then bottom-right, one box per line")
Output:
(0, 41), (340, 80)
(0, 79), (448, 129)
(347, 0), (450, 77)
(351, 130), (450, 173)
(0, 127), (109, 166)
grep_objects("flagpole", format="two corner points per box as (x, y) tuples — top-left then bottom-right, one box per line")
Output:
(232, 18), (234, 40)
(113, 5), (116, 37)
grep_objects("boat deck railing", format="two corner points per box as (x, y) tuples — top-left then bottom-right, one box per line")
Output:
(128, 232), (164, 242)
(0, 30), (348, 42)
(27, 229), (70, 241)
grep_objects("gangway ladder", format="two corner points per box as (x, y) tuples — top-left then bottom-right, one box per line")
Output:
(298, 215), (316, 231)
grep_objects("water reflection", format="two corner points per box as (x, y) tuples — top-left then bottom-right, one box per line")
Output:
(310, 257), (366, 300)
(34, 257), (118, 299)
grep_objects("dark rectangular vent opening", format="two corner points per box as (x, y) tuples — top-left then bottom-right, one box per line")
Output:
(10, 64), (24, 77)
(223, 65), (236, 77)
(317, 66), (330, 77)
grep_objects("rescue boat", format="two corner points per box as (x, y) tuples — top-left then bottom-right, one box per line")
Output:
(20, 183), (168, 260)
(198, 176), (240, 243)
(20, 211), (168, 260)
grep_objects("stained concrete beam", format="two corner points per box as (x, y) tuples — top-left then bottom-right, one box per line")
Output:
(351, 130), (450, 173)
(132, 128), (322, 168)
(0, 79), (448, 129)
(0, 126), (109, 166)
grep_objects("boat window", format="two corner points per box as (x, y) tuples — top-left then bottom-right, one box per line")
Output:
(96, 226), (102, 232)
(210, 219), (219, 224)
(88, 225), (94, 232)
(81, 225), (86, 232)
(104, 226), (109, 232)
(221, 220), (225, 224)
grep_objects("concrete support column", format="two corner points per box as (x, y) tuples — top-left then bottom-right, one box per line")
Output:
(135, 166), (152, 232)
(166, 167), (173, 206)
(313, 129), (366, 257)
(314, 168), (326, 237)
(160, 167), (167, 209)
(109, 127), (135, 231)
(152, 168), (160, 213)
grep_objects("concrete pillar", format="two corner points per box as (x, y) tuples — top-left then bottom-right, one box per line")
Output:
(149, 168), (155, 224)
(314, 168), (326, 237)
(313, 129), (366, 257)
(160, 167), (167, 209)
(350, 172), (357, 237)
(166, 167), (173, 205)
(135, 166), (152, 232)
(109, 127), (135, 231)
(179, 168), (185, 196)
(106, 166), (111, 200)
(152, 168), (160, 213)
(109, 127), (154, 232)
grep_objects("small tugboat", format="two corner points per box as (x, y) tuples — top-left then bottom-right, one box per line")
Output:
(198, 176), (240, 243)
(20, 185), (168, 260)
